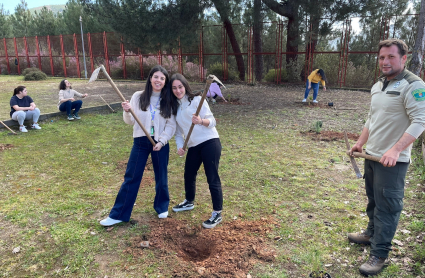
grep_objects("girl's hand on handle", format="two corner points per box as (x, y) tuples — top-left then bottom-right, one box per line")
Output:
(192, 114), (202, 125)
(122, 100), (131, 112)
(153, 142), (163, 151)
(177, 148), (186, 156)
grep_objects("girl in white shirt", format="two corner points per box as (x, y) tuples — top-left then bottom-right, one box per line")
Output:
(170, 73), (223, 229)
(100, 65), (176, 226)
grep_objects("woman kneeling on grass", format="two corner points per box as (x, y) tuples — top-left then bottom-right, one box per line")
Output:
(10, 86), (41, 132)
(58, 79), (88, 120)
(100, 65), (176, 227)
(170, 73), (223, 229)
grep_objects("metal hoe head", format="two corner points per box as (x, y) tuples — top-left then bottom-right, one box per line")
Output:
(88, 66), (102, 83)
(207, 74), (226, 89)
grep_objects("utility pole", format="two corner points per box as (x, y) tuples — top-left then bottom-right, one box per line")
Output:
(79, 16), (88, 79)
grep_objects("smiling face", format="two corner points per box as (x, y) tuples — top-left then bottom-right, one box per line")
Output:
(378, 45), (407, 80)
(172, 80), (186, 100)
(150, 71), (166, 92)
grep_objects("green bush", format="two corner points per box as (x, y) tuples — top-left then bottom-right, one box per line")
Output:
(24, 68), (47, 81)
(22, 67), (44, 76)
(264, 68), (288, 83)
(208, 62), (239, 81)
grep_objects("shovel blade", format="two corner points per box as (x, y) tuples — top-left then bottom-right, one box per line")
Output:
(88, 67), (102, 83)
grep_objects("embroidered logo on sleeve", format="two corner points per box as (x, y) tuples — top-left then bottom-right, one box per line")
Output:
(411, 89), (425, 101)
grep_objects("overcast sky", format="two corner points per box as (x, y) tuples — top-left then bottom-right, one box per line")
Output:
(1, 0), (67, 14)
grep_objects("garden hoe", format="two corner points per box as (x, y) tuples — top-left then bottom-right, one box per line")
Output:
(88, 65), (155, 146)
(344, 131), (381, 178)
(182, 75), (223, 150)
(99, 95), (116, 113)
(0, 120), (17, 135)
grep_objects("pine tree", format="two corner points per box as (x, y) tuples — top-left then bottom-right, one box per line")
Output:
(9, 0), (33, 37)
(0, 4), (11, 38)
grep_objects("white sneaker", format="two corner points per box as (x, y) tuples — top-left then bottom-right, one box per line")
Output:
(99, 217), (122, 226)
(313, 100), (318, 103)
(302, 99), (307, 102)
(158, 211), (168, 219)
(19, 126), (28, 132)
(212, 99), (216, 104)
(31, 123), (41, 130)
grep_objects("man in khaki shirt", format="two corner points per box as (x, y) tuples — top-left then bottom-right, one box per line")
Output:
(348, 39), (425, 276)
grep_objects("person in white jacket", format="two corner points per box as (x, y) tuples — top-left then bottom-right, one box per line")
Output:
(100, 65), (176, 226)
(170, 73), (223, 229)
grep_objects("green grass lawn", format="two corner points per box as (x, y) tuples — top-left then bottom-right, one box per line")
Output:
(0, 77), (424, 277)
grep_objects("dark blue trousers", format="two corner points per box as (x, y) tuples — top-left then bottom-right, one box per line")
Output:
(59, 100), (82, 116)
(109, 136), (170, 221)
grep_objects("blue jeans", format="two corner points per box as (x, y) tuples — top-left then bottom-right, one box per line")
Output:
(109, 136), (170, 221)
(59, 100), (82, 116)
(304, 81), (319, 100)
(11, 108), (40, 125)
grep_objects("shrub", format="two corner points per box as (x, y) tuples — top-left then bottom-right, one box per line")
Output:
(264, 68), (288, 82)
(311, 121), (323, 133)
(24, 68), (47, 81)
(22, 67), (43, 76)
(207, 62), (239, 81)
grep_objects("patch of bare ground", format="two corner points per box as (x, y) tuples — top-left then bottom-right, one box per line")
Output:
(301, 131), (360, 141)
(0, 144), (13, 151)
(122, 217), (278, 277)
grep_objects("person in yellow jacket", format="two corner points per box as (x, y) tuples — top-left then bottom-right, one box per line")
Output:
(302, 69), (327, 103)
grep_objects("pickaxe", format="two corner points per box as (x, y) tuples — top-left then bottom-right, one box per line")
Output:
(182, 75), (223, 150)
(344, 131), (381, 178)
(0, 120), (17, 135)
(88, 65), (155, 146)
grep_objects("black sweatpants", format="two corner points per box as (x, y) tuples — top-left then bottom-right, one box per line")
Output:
(184, 138), (223, 211)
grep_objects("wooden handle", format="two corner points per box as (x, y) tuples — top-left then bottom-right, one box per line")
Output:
(346, 151), (381, 162)
(101, 65), (156, 146)
(0, 120), (17, 134)
(182, 79), (213, 150)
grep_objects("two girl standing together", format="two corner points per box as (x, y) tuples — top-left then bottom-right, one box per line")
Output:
(100, 66), (223, 229)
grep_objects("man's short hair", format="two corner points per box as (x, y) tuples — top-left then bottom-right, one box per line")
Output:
(378, 38), (408, 57)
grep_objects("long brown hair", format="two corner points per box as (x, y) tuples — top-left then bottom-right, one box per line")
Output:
(169, 73), (201, 116)
(138, 65), (173, 118)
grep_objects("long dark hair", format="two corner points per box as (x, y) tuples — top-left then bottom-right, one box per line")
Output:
(59, 79), (71, 90)
(318, 69), (327, 82)
(139, 65), (173, 118)
(170, 73), (201, 116)
(13, 86), (26, 96)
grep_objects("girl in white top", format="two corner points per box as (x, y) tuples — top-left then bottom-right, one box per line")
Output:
(58, 79), (88, 121)
(100, 65), (176, 226)
(170, 73), (223, 229)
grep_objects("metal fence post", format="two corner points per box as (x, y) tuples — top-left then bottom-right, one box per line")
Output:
(60, 35), (67, 77)
(13, 37), (21, 75)
(35, 36), (42, 71)
(3, 38), (10, 74)
(47, 35), (54, 76)
(73, 33), (81, 78)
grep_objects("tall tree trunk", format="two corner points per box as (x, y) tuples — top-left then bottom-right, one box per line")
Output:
(253, 0), (263, 81)
(223, 19), (246, 80)
(212, 0), (245, 81)
(408, 0), (425, 76)
(302, 18), (320, 80)
(286, 17), (299, 67)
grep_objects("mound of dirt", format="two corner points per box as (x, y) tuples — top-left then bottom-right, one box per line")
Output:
(301, 131), (360, 141)
(123, 217), (278, 277)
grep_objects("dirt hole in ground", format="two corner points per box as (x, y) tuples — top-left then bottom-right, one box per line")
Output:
(123, 217), (278, 277)
(0, 144), (13, 152)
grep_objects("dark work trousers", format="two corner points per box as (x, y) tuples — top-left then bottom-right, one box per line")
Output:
(109, 136), (170, 221)
(59, 100), (83, 116)
(364, 158), (409, 258)
(184, 138), (223, 211)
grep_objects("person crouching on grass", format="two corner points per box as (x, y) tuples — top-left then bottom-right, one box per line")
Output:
(170, 73), (223, 229)
(99, 65), (176, 227)
(10, 86), (41, 132)
(206, 81), (227, 104)
(58, 79), (88, 121)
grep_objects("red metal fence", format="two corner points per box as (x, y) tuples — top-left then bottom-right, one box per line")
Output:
(0, 15), (422, 87)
